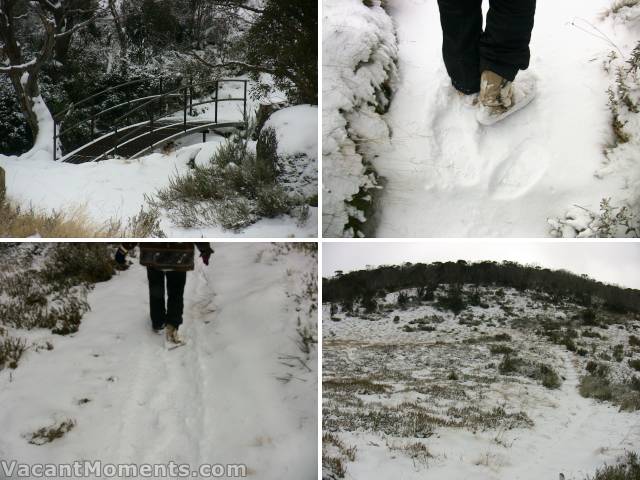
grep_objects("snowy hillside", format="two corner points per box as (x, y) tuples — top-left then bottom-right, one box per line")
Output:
(323, 283), (640, 479)
(0, 243), (317, 479)
(325, 0), (639, 237)
(322, 0), (398, 237)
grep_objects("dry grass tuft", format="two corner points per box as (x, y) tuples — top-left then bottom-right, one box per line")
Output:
(0, 198), (164, 238)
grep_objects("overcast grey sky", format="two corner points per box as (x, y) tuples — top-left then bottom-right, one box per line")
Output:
(323, 241), (640, 289)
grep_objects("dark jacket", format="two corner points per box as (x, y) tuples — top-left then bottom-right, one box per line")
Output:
(121, 242), (213, 272)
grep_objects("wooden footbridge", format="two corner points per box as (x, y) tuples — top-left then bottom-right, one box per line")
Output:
(53, 77), (248, 163)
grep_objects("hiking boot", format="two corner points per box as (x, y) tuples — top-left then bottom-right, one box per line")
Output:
(476, 70), (536, 126)
(479, 70), (514, 112)
(165, 324), (182, 344)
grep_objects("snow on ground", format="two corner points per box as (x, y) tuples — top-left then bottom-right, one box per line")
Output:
(0, 243), (317, 479)
(323, 286), (640, 479)
(322, 0), (398, 237)
(347, 0), (638, 237)
(0, 100), (318, 238)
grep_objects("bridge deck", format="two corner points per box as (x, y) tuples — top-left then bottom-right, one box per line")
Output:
(62, 120), (244, 164)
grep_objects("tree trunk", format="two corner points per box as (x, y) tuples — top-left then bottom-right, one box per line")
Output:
(108, 0), (127, 52)
(7, 72), (42, 140)
(0, 0), (57, 150)
(0, 166), (6, 203)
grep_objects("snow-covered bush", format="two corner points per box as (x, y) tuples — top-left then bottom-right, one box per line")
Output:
(0, 243), (114, 336)
(0, 78), (32, 155)
(322, 0), (398, 237)
(150, 134), (306, 230)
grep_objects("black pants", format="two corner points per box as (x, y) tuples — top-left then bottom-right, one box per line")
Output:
(146, 268), (187, 329)
(437, 0), (536, 94)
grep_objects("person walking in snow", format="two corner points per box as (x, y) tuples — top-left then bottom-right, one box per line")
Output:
(115, 242), (213, 345)
(437, 0), (537, 125)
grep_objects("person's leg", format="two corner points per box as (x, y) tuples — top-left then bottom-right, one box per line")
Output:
(146, 268), (166, 329)
(437, 0), (483, 94)
(480, 0), (536, 81)
(166, 271), (187, 328)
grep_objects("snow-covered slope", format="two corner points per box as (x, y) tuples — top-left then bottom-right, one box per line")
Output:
(362, 0), (638, 237)
(0, 243), (317, 479)
(322, 0), (398, 237)
(323, 285), (640, 480)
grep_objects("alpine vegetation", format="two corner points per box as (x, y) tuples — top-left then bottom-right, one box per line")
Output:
(323, 260), (640, 479)
(0, 243), (115, 370)
(149, 124), (312, 231)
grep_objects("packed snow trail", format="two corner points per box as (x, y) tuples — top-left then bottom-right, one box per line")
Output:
(0, 244), (317, 479)
(498, 350), (640, 480)
(372, 0), (627, 237)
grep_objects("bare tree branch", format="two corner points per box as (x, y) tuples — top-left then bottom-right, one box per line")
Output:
(187, 50), (280, 76)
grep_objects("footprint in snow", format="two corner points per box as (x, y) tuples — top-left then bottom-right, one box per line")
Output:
(425, 81), (483, 189)
(488, 141), (550, 200)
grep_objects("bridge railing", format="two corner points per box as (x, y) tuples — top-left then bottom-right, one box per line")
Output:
(54, 77), (248, 161)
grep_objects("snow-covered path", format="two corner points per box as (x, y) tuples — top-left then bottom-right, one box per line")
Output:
(499, 350), (640, 480)
(372, 0), (629, 237)
(0, 244), (317, 479)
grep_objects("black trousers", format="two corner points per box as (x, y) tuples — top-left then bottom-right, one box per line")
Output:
(437, 0), (536, 94)
(146, 268), (187, 329)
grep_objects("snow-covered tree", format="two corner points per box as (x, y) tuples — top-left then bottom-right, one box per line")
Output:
(0, 0), (97, 155)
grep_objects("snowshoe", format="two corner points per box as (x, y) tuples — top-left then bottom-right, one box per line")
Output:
(476, 70), (536, 126)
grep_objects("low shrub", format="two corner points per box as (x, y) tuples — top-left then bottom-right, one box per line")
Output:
(490, 344), (514, 355)
(28, 419), (76, 445)
(580, 375), (640, 411)
(150, 136), (306, 230)
(536, 364), (562, 389)
(498, 355), (524, 375)
(580, 375), (614, 401)
(629, 359), (640, 371)
(585, 451), (640, 480)
(582, 309), (598, 326)
(0, 336), (27, 370)
(0, 243), (112, 336)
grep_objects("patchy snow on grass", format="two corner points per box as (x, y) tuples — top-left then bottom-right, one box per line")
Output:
(323, 285), (640, 480)
(322, 0), (398, 237)
(0, 243), (317, 479)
